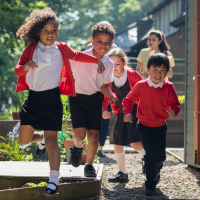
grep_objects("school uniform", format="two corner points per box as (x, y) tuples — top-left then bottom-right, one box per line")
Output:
(122, 77), (180, 189)
(69, 48), (114, 131)
(14, 41), (99, 131)
(102, 68), (142, 145)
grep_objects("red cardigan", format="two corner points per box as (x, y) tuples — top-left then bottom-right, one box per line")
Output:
(122, 80), (180, 127)
(14, 41), (99, 96)
(102, 69), (142, 117)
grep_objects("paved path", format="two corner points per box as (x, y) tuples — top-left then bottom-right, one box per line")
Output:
(0, 161), (99, 179)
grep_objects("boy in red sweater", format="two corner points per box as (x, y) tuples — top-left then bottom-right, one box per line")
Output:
(123, 53), (180, 196)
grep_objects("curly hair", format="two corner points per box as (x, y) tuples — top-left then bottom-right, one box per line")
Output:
(92, 21), (116, 40)
(16, 7), (59, 42)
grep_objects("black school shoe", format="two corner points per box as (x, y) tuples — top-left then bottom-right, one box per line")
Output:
(145, 187), (156, 196)
(156, 172), (160, 185)
(97, 149), (107, 157)
(70, 145), (83, 167)
(108, 171), (129, 183)
(43, 182), (59, 196)
(84, 164), (97, 177)
(36, 144), (46, 157)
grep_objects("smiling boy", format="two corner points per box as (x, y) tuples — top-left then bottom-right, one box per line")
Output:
(69, 22), (117, 177)
(122, 53), (180, 196)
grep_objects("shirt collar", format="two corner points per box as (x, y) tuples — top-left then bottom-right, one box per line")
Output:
(114, 68), (127, 81)
(147, 76), (164, 88)
(38, 41), (57, 50)
(87, 48), (107, 63)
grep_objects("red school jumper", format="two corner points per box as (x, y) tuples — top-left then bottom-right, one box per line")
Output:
(122, 80), (180, 127)
(102, 69), (142, 117)
(14, 42), (99, 96)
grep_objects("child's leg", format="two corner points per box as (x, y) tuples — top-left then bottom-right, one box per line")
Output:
(86, 129), (99, 164)
(114, 144), (126, 173)
(44, 131), (60, 190)
(73, 127), (87, 147)
(19, 125), (43, 144)
(137, 124), (157, 189)
(70, 127), (87, 168)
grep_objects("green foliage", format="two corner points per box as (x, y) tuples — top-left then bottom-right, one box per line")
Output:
(58, 0), (162, 50)
(178, 95), (185, 104)
(0, 142), (33, 161)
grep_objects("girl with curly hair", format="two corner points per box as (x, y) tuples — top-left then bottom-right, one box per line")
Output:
(15, 7), (105, 196)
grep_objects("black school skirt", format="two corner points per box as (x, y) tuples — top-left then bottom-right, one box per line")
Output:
(69, 92), (104, 130)
(19, 87), (63, 131)
(113, 104), (141, 146)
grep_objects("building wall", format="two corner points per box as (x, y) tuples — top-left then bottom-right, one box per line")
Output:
(167, 24), (185, 58)
(184, 0), (200, 167)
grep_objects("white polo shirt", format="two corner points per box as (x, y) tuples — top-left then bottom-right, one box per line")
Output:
(70, 48), (114, 95)
(26, 41), (64, 91)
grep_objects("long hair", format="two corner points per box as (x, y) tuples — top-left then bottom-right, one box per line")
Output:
(147, 30), (170, 55)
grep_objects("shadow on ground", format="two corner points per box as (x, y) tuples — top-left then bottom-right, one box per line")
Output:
(185, 165), (200, 186)
(100, 156), (117, 165)
(99, 183), (170, 200)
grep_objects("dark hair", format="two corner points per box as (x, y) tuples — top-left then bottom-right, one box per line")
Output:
(147, 30), (170, 55)
(147, 53), (170, 71)
(92, 22), (116, 40)
(16, 7), (59, 42)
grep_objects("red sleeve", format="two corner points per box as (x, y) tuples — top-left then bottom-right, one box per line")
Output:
(168, 84), (180, 116)
(122, 83), (141, 115)
(14, 44), (32, 76)
(102, 82), (120, 117)
(61, 42), (99, 63)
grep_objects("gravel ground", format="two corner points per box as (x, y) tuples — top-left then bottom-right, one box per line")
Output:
(83, 152), (200, 200)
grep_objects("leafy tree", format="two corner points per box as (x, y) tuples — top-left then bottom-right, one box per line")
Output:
(58, 0), (162, 50)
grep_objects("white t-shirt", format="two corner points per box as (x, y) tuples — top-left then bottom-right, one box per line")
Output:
(26, 41), (64, 91)
(70, 48), (114, 95)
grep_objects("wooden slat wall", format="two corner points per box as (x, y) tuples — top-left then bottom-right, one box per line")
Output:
(184, 0), (200, 167)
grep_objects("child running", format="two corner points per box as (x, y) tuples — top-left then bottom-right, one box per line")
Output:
(14, 8), (105, 196)
(69, 22), (117, 177)
(123, 53), (180, 196)
(102, 48), (145, 182)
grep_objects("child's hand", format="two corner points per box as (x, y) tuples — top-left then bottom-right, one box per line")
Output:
(110, 95), (117, 106)
(167, 110), (176, 119)
(24, 60), (38, 71)
(123, 114), (133, 123)
(102, 111), (111, 119)
(97, 59), (105, 74)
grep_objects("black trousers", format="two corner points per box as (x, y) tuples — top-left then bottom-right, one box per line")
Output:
(137, 123), (167, 189)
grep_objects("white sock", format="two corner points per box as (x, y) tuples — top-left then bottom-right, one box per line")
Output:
(38, 131), (45, 150)
(47, 170), (60, 190)
(115, 151), (126, 174)
(85, 163), (93, 166)
(74, 143), (83, 148)
(138, 148), (145, 157)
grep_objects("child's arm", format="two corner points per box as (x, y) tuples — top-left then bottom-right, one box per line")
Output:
(61, 43), (104, 73)
(122, 83), (140, 123)
(167, 84), (180, 119)
(14, 44), (33, 76)
(100, 84), (117, 107)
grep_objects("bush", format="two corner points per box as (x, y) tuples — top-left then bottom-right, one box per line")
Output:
(0, 142), (32, 161)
